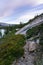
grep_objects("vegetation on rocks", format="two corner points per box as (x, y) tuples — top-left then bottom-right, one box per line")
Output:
(26, 26), (39, 39)
(26, 23), (43, 45)
(0, 33), (25, 65)
(39, 24), (43, 45)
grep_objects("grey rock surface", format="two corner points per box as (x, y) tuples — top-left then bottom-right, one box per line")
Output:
(12, 40), (37, 65)
(12, 40), (43, 65)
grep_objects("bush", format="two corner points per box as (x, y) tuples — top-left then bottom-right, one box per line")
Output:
(26, 23), (43, 46)
(38, 24), (43, 45)
(26, 26), (39, 39)
(0, 33), (25, 65)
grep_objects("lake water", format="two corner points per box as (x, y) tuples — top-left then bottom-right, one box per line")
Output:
(0, 29), (5, 38)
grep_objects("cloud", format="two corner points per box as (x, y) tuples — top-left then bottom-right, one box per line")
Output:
(0, 0), (43, 24)
(0, 0), (43, 18)
(4, 8), (43, 24)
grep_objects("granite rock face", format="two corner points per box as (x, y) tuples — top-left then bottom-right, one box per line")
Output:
(12, 40), (38, 65)
(12, 41), (34, 65)
(28, 41), (37, 52)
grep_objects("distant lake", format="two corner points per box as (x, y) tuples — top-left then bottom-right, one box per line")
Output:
(0, 29), (5, 38)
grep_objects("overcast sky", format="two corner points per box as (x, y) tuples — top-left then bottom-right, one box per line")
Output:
(0, 0), (43, 24)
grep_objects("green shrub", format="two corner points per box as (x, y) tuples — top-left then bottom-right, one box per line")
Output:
(0, 33), (25, 65)
(39, 24), (43, 45)
(26, 26), (39, 39)
(26, 23), (43, 46)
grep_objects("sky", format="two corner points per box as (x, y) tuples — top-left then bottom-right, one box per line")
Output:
(0, 0), (43, 24)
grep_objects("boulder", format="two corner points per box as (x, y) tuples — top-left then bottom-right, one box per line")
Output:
(28, 41), (37, 52)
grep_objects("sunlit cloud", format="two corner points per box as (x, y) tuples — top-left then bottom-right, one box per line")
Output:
(5, 9), (43, 24)
(0, 0), (43, 24)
